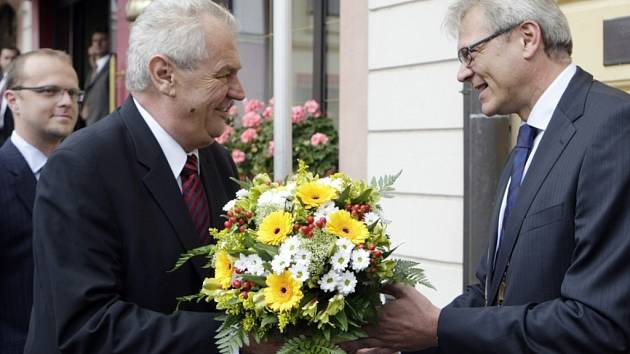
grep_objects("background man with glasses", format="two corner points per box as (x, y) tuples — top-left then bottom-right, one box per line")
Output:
(0, 48), (79, 354)
(343, 1), (630, 353)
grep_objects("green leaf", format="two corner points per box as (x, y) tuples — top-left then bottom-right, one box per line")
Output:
(240, 275), (267, 287)
(169, 244), (213, 272)
(370, 170), (402, 198)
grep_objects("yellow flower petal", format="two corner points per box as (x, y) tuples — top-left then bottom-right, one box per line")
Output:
(257, 211), (293, 245)
(326, 210), (369, 245)
(263, 271), (303, 312)
(215, 250), (233, 289)
(296, 182), (337, 209)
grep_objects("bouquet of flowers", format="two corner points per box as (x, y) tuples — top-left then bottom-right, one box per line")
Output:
(174, 162), (432, 353)
(216, 98), (338, 180)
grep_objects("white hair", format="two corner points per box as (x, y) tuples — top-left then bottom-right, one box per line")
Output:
(444, 0), (572, 57)
(126, 0), (238, 92)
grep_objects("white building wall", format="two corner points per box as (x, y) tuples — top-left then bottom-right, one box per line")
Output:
(367, 0), (462, 307)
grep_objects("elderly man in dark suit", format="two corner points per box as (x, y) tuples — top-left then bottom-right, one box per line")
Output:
(25, 1), (278, 353)
(343, 1), (630, 354)
(0, 49), (79, 354)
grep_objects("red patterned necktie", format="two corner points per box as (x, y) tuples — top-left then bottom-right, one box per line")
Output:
(181, 154), (211, 243)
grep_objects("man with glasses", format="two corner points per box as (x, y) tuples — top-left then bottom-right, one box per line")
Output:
(0, 48), (79, 354)
(343, 1), (630, 353)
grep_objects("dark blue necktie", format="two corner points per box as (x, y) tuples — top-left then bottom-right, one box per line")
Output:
(495, 124), (538, 264)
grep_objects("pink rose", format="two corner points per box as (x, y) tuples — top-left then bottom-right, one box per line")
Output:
(244, 99), (265, 113)
(231, 149), (246, 164)
(227, 105), (239, 117)
(310, 132), (329, 146)
(268, 97), (275, 106)
(267, 141), (275, 156)
(240, 128), (258, 143)
(292, 105), (306, 124)
(304, 99), (321, 117)
(215, 124), (233, 144)
(242, 111), (262, 128)
(262, 106), (273, 121)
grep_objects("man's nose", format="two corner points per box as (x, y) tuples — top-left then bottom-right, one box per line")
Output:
(228, 76), (245, 101)
(456, 62), (473, 83)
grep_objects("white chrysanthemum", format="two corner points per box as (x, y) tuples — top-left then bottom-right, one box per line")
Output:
(318, 270), (340, 292)
(236, 189), (249, 199)
(314, 201), (339, 222)
(363, 212), (380, 225)
(335, 238), (354, 256)
(351, 249), (370, 271)
(279, 236), (301, 256)
(284, 182), (297, 194)
(222, 199), (236, 212)
(330, 251), (350, 271)
(271, 253), (292, 274)
(247, 255), (266, 276)
(318, 177), (344, 191)
(337, 271), (357, 295)
(293, 249), (312, 267)
(257, 189), (290, 209)
(234, 253), (250, 272)
(290, 263), (310, 282)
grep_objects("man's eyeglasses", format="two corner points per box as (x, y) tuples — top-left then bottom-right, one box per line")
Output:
(457, 25), (519, 65)
(10, 85), (85, 103)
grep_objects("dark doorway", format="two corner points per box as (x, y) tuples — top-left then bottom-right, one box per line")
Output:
(0, 4), (17, 48)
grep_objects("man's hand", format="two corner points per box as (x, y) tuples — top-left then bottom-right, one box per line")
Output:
(341, 283), (441, 354)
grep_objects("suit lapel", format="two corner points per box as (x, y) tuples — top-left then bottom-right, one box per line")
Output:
(86, 59), (109, 90)
(119, 98), (209, 280)
(2, 140), (37, 214)
(199, 148), (230, 230)
(488, 67), (592, 305)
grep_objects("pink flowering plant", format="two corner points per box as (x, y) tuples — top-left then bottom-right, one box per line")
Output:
(217, 98), (338, 179)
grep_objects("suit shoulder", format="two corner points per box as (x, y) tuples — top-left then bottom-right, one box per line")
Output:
(56, 111), (127, 159)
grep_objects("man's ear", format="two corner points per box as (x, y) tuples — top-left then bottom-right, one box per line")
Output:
(518, 21), (544, 59)
(4, 90), (19, 114)
(147, 55), (176, 97)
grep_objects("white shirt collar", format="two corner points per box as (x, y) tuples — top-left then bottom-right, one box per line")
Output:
(10, 131), (48, 180)
(96, 55), (110, 74)
(526, 64), (577, 132)
(132, 97), (198, 183)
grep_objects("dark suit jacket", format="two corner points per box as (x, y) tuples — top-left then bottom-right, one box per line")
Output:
(0, 139), (37, 354)
(424, 67), (630, 353)
(25, 97), (240, 354)
(83, 57), (110, 126)
(0, 107), (14, 145)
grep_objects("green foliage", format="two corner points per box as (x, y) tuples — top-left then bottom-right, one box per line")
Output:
(169, 244), (214, 272)
(215, 316), (249, 354)
(392, 259), (435, 290)
(277, 335), (346, 354)
(370, 170), (402, 198)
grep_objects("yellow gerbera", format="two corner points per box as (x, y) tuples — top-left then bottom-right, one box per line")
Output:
(326, 210), (369, 245)
(257, 211), (293, 245)
(215, 250), (233, 289)
(264, 271), (303, 312)
(296, 182), (337, 209)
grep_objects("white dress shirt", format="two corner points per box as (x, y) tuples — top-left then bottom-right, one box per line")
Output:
(495, 64), (577, 252)
(0, 75), (8, 129)
(133, 97), (199, 191)
(95, 55), (110, 75)
(10, 131), (48, 180)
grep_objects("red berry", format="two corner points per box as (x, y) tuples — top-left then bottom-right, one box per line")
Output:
(346, 205), (353, 211)
(231, 279), (241, 288)
(238, 219), (245, 225)
(241, 291), (249, 299)
(315, 219), (326, 228)
(234, 207), (242, 214)
(306, 215), (314, 224)
(351, 211), (359, 217)
(245, 211), (253, 219)
(239, 225), (246, 233)
(368, 244), (376, 251)
(300, 226), (310, 234)
(224, 221), (233, 228)
(234, 268), (243, 274)
(293, 224), (300, 231)
(369, 267), (377, 273)
(227, 211), (233, 217)
(242, 281), (252, 291)
(373, 250), (382, 258)
(229, 216), (237, 223)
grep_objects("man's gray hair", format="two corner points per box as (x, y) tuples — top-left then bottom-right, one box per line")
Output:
(444, 0), (572, 57)
(126, 0), (238, 92)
